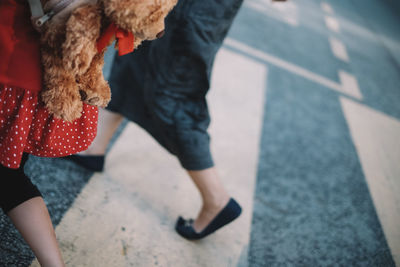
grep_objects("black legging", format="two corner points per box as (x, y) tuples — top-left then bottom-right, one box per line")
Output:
(0, 154), (42, 214)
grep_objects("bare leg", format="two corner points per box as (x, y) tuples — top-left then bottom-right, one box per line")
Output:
(187, 167), (230, 232)
(80, 108), (123, 155)
(84, 110), (232, 234)
(7, 197), (64, 267)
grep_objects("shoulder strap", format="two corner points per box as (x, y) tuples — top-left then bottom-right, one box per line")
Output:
(27, 0), (76, 29)
(27, 0), (44, 18)
(27, 0), (47, 30)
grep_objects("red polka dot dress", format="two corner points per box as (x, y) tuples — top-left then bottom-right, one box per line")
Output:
(0, 0), (98, 169)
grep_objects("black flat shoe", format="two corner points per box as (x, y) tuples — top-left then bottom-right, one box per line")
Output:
(175, 198), (242, 240)
(64, 154), (105, 172)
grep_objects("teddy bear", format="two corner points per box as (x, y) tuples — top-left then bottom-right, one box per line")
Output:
(38, 0), (177, 122)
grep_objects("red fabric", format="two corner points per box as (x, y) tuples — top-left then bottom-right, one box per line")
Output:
(0, 1), (98, 169)
(0, 86), (98, 169)
(115, 27), (134, 56)
(97, 22), (134, 56)
(0, 0), (42, 92)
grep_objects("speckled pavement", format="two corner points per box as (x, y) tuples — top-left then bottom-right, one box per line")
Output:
(1, 0), (400, 266)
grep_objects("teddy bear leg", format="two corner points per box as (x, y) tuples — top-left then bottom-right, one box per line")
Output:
(77, 52), (111, 108)
(41, 64), (83, 122)
(62, 4), (101, 76)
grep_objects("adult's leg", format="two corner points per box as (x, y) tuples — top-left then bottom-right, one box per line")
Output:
(0, 156), (64, 267)
(187, 167), (230, 232)
(76, 0), (244, 238)
(77, 108), (231, 231)
(106, 0), (244, 238)
(79, 108), (123, 155)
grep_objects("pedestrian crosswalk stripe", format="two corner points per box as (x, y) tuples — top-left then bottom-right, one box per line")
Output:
(341, 97), (400, 266)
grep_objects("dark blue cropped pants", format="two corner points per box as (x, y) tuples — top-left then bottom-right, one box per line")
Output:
(107, 0), (243, 170)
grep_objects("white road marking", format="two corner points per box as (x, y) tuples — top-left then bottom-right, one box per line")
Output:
(31, 48), (266, 266)
(338, 70), (362, 99)
(225, 38), (362, 100)
(341, 97), (400, 266)
(245, 0), (299, 26)
(329, 37), (349, 62)
(321, 2), (334, 14)
(325, 16), (340, 33)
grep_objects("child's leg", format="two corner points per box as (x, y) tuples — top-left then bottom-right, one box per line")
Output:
(7, 197), (64, 267)
(0, 154), (64, 267)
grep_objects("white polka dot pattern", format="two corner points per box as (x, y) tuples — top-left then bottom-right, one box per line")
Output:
(0, 85), (98, 169)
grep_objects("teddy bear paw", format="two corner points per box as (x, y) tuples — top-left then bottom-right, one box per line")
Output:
(42, 90), (84, 122)
(50, 101), (83, 122)
(79, 89), (110, 108)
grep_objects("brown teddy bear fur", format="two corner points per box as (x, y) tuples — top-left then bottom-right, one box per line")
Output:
(40, 0), (177, 122)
